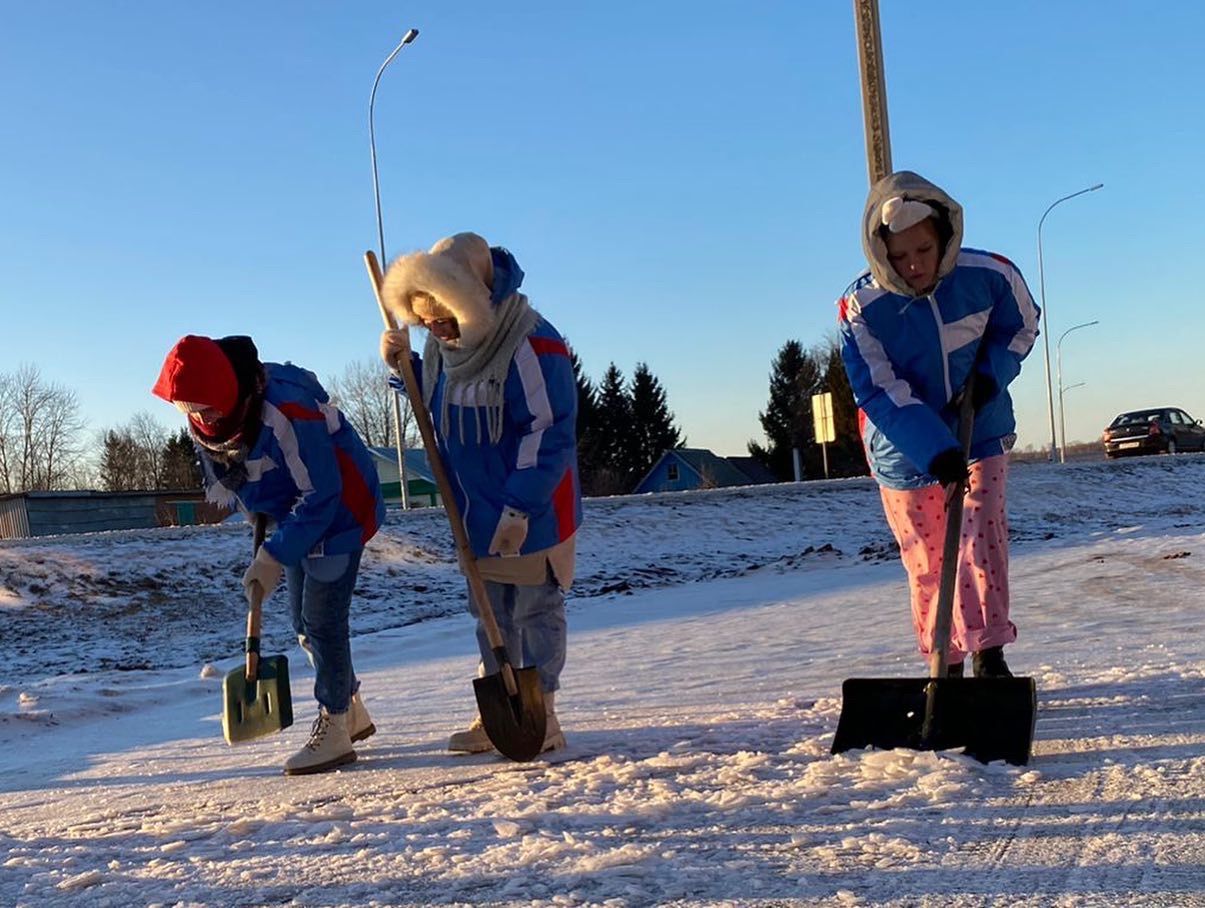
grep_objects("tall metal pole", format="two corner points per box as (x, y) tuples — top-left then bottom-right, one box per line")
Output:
(369, 28), (419, 508)
(1036, 183), (1103, 462)
(853, 0), (892, 183)
(1055, 319), (1099, 463)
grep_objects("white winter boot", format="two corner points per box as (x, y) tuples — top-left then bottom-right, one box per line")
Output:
(349, 690), (376, 743)
(542, 690), (566, 753)
(284, 709), (356, 775)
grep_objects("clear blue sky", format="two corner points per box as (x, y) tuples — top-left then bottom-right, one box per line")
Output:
(3, 2), (1203, 457)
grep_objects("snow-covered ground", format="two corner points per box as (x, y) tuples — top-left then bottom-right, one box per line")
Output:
(2, 455), (1204, 907)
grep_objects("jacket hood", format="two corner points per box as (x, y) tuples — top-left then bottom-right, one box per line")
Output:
(379, 232), (525, 349)
(862, 171), (964, 297)
(268, 361), (328, 404)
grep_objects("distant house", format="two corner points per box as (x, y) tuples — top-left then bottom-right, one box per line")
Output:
(721, 456), (781, 485)
(0, 489), (228, 540)
(633, 448), (781, 494)
(367, 447), (442, 507)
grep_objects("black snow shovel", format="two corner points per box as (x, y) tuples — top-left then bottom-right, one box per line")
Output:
(831, 381), (1037, 765)
(222, 513), (294, 744)
(365, 250), (547, 762)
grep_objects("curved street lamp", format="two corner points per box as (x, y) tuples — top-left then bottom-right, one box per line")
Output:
(368, 28), (420, 508)
(1037, 183), (1103, 462)
(1057, 319), (1100, 463)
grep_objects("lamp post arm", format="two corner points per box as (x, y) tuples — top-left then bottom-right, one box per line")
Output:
(1055, 319), (1101, 463)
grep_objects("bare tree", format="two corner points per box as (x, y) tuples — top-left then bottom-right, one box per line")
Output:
(0, 370), (17, 493)
(326, 358), (417, 449)
(129, 411), (169, 487)
(0, 364), (87, 491)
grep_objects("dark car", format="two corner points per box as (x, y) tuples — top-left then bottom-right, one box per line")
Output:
(1102, 407), (1205, 458)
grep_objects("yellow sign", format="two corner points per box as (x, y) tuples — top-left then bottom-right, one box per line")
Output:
(812, 392), (836, 444)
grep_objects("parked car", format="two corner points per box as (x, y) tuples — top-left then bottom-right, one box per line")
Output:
(1101, 407), (1205, 458)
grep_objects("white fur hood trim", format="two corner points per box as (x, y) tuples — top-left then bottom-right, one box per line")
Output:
(379, 232), (496, 349)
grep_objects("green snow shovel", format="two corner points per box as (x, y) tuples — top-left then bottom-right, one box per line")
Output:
(222, 513), (294, 744)
(366, 250), (546, 762)
(831, 380), (1037, 766)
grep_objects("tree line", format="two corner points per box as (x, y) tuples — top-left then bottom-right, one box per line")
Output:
(571, 354), (684, 496)
(0, 341), (865, 498)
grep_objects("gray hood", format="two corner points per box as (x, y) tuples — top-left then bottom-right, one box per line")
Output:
(862, 170), (964, 297)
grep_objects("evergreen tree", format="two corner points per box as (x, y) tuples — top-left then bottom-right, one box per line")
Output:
(569, 347), (602, 493)
(98, 429), (140, 491)
(748, 340), (824, 480)
(161, 428), (203, 489)
(629, 362), (683, 486)
(591, 363), (634, 495)
(821, 338), (870, 478)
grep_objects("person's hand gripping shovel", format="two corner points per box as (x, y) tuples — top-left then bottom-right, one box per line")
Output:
(364, 250), (546, 762)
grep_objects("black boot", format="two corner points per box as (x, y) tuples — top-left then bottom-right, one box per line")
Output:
(946, 661), (965, 678)
(973, 646), (1012, 678)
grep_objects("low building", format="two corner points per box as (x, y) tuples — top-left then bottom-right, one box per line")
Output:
(633, 448), (781, 494)
(366, 447), (441, 507)
(0, 490), (229, 540)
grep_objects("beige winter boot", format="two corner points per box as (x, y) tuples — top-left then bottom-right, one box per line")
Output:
(447, 691), (567, 754)
(542, 690), (566, 753)
(349, 690), (376, 743)
(284, 709), (356, 775)
(447, 712), (494, 754)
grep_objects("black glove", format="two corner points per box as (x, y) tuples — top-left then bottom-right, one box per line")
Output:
(928, 448), (969, 486)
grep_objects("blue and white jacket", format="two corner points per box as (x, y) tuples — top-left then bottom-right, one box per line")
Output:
(422, 314), (582, 559)
(202, 363), (385, 565)
(382, 238), (583, 560)
(838, 171), (1041, 489)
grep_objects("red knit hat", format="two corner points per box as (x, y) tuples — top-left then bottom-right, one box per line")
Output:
(151, 335), (240, 417)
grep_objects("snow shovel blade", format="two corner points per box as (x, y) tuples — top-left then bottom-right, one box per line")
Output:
(831, 676), (1037, 766)
(222, 655), (295, 745)
(473, 666), (546, 762)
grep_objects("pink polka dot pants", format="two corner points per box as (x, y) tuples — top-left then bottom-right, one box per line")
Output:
(878, 454), (1017, 664)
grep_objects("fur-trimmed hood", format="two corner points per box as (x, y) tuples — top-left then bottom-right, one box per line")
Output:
(862, 171), (964, 298)
(379, 232), (526, 349)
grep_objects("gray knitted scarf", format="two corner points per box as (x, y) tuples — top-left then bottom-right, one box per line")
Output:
(424, 292), (539, 444)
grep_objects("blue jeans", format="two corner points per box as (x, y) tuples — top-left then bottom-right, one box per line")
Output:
(286, 548), (362, 714)
(467, 569), (566, 693)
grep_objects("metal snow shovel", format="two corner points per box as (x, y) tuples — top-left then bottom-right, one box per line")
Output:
(364, 250), (547, 762)
(831, 382), (1037, 765)
(222, 513), (294, 744)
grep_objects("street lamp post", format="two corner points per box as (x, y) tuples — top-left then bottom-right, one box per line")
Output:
(1056, 319), (1100, 463)
(1037, 183), (1103, 462)
(369, 28), (420, 509)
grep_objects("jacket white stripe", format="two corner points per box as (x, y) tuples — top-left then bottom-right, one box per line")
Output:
(318, 400), (342, 434)
(848, 315), (924, 409)
(943, 307), (992, 356)
(262, 401), (315, 496)
(959, 251), (1040, 356)
(515, 340), (554, 469)
(245, 454), (277, 482)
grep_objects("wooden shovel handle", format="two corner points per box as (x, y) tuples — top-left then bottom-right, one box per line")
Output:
(244, 513), (268, 682)
(927, 377), (977, 678)
(364, 251), (518, 696)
